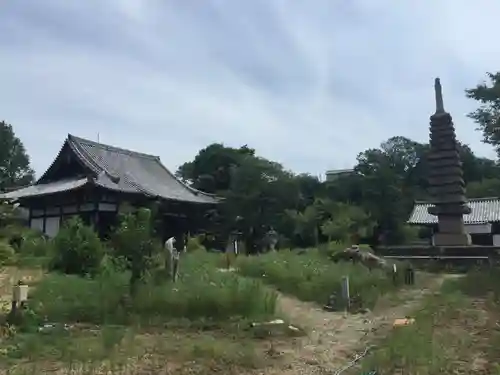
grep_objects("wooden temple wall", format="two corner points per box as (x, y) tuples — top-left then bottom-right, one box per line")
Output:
(22, 189), (206, 240)
(24, 189), (118, 238)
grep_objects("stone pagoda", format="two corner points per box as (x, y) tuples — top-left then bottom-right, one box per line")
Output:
(427, 78), (471, 246)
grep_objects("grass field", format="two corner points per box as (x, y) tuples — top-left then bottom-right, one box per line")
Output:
(237, 249), (409, 309)
(0, 248), (470, 375)
(361, 270), (500, 374)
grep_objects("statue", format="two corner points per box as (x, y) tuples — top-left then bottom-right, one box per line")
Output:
(265, 227), (279, 251)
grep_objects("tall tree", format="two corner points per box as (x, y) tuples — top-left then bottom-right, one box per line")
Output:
(0, 121), (35, 190)
(176, 143), (255, 193)
(465, 72), (500, 157)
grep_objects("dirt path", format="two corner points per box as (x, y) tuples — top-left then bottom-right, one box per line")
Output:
(261, 274), (458, 375)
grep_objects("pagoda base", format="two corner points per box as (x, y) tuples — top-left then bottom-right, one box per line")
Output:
(432, 233), (471, 246)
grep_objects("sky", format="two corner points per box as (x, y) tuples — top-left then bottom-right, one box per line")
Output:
(1, 0), (499, 179)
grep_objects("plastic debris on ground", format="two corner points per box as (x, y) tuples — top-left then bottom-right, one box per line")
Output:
(393, 318), (415, 327)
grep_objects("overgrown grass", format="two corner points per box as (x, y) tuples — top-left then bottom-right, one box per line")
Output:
(23, 251), (277, 326)
(237, 249), (404, 309)
(1, 325), (271, 374)
(0, 251), (281, 373)
(361, 270), (500, 374)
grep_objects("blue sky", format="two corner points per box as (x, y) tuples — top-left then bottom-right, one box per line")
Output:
(1, 0), (498, 179)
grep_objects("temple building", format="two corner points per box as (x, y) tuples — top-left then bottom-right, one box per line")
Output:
(0, 135), (219, 239)
(408, 198), (500, 246)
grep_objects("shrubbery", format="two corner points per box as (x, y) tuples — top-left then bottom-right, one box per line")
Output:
(111, 208), (161, 294)
(0, 207), (277, 326)
(237, 249), (401, 309)
(49, 217), (104, 276)
(0, 241), (15, 266)
(28, 251), (276, 325)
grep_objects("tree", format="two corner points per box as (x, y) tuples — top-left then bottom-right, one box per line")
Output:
(466, 72), (500, 157)
(222, 155), (301, 252)
(112, 207), (159, 295)
(176, 143), (255, 193)
(178, 143), (324, 251)
(318, 201), (374, 244)
(467, 178), (500, 198)
(0, 121), (35, 190)
(50, 217), (104, 276)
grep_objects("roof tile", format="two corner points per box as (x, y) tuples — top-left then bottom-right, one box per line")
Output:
(408, 198), (500, 224)
(68, 135), (219, 204)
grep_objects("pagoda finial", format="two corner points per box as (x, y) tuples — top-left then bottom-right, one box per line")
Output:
(434, 77), (445, 114)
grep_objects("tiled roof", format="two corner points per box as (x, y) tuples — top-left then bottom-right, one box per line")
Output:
(0, 179), (89, 200)
(68, 135), (219, 204)
(326, 169), (354, 175)
(3, 135), (220, 204)
(408, 197), (500, 225)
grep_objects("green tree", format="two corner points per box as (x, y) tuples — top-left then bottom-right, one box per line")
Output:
(223, 155), (301, 252)
(467, 178), (500, 198)
(0, 121), (35, 190)
(176, 143), (255, 193)
(319, 202), (374, 243)
(50, 217), (104, 276)
(285, 205), (321, 247)
(466, 72), (500, 157)
(112, 207), (159, 295)
(179, 143), (323, 250)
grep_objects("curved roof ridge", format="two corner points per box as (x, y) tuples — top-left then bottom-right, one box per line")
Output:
(152, 155), (220, 199)
(68, 134), (158, 160)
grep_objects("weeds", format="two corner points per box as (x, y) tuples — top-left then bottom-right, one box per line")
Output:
(362, 270), (500, 374)
(237, 249), (403, 309)
(26, 251), (276, 325)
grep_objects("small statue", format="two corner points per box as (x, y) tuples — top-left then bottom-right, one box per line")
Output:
(266, 227), (278, 251)
(225, 231), (240, 269)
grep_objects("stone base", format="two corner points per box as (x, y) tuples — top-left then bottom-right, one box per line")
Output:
(432, 233), (471, 246)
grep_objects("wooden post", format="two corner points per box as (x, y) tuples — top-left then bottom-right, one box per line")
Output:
(172, 252), (179, 283)
(341, 276), (350, 311)
(392, 263), (398, 286)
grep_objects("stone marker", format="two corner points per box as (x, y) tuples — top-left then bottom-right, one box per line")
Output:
(341, 276), (350, 311)
(427, 78), (471, 246)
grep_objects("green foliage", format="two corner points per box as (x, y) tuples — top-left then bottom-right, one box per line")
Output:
(399, 225), (420, 244)
(363, 270), (500, 374)
(467, 177), (500, 198)
(362, 288), (468, 374)
(237, 250), (400, 309)
(175, 134), (499, 249)
(285, 205), (320, 246)
(466, 72), (500, 157)
(49, 217), (104, 276)
(176, 143), (256, 193)
(0, 121), (35, 190)
(0, 240), (16, 266)
(186, 235), (206, 252)
(111, 207), (161, 293)
(319, 201), (374, 243)
(27, 251), (276, 325)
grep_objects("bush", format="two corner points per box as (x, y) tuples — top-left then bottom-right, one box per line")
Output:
(111, 208), (160, 294)
(186, 235), (206, 252)
(237, 249), (401, 309)
(0, 241), (16, 266)
(19, 234), (52, 257)
(28, 251), (277, 325)
(49, 217), (104, 276)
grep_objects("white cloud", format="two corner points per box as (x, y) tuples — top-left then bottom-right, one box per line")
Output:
(0, 0), (498, 179)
